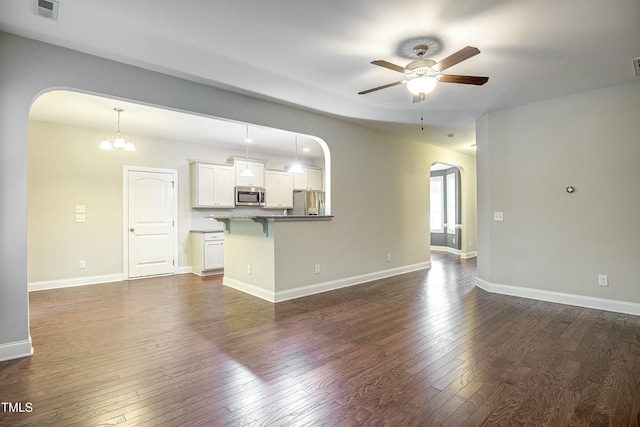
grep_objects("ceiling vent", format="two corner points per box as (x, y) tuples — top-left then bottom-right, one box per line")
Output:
(33, 0), (58, 21)
(633, 57), (640, 77)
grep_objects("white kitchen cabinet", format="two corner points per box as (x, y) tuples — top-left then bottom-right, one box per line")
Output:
(190, 162), (235, 208)
(293, 167), (323, 191)
(234, 159), (265, 188)
(265, 170), (294, 208)
(307, 168), (323, 191)
(191, 231), (224, 275)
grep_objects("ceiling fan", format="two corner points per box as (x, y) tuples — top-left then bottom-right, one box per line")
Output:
(358, 45), (489, 99)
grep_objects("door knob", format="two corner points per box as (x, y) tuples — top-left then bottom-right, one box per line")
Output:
(129, 228), (135, 232)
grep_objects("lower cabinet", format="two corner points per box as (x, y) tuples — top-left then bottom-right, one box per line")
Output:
(191, 231), (224, 275)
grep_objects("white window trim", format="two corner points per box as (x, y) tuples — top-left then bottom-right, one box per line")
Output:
(430, 176), (445, 233)
(446, 172), (456, 235)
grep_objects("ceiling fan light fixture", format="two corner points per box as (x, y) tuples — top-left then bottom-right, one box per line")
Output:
(406, 66), (440, 95)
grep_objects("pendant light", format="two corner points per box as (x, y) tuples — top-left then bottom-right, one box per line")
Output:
(99, 108), (135, 152)
(289, 134), (304, 174)
(240, 125), (255, 177)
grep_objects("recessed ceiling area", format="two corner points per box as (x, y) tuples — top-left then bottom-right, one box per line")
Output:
(29, 91), (326, 160)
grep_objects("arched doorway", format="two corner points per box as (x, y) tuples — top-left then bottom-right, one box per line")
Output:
(430, 162), (475, 258)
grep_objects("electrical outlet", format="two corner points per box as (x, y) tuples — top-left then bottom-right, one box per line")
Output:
(314, 264), (321, 274)
(493, 211), (504, 221)
(386, 253), (391, 262)
(598, 275), (608, 287)
(75, 205), (86, 213)
(79, 260), (86, 269)
(76, 214), (86, 223)
(247, 265), (251, 275)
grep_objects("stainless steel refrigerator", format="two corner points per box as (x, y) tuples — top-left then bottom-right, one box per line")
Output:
(289, 190), (325, 216)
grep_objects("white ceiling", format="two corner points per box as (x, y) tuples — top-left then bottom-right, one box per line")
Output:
(29, 90), (326, 160)
(3, 0), (640, 156)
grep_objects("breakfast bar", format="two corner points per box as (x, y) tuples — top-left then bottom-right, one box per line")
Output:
(206, 215), (334, 303)
(207, 214), (333, 235)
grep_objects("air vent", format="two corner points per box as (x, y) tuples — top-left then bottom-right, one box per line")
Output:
(634, 57), (640, 77)
(33, 0), (59, 21)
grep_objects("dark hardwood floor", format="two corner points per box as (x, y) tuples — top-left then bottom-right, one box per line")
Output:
(1, 253), (639, 426)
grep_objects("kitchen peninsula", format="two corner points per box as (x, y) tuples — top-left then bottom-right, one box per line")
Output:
(207, 215), (333, 303)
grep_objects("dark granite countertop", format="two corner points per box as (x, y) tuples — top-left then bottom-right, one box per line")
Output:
(205, 215), (333, 235)
(205, 215), (333, 222)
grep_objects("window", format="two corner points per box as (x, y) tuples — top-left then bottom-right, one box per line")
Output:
(446, 173), (456, 234)
(430, 176), (444, 233)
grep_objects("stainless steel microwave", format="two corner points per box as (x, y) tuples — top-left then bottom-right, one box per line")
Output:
(235, 186), (265, 207)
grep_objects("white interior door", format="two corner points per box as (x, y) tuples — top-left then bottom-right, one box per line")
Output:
(127, 169), (176, 278)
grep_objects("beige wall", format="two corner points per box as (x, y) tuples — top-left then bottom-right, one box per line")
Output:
(28, 120), (322, 283)
(477, 79), (640, 304)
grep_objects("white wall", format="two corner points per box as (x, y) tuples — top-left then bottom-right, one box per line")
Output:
(0, 32), (477, 361)
(477, 79), (640, 307)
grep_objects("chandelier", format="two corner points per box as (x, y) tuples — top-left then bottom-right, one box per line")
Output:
(99, 108), (135, 151)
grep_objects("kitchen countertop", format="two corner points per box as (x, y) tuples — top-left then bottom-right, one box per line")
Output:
(206, 215), (333, 235)
(206, 215), (333, 221)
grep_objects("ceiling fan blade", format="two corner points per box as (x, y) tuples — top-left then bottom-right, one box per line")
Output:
(358, 80), (405, 95)
(371, 60), (407, 74)
(439, 74), (489, 85)
(433, 46), (481, 72)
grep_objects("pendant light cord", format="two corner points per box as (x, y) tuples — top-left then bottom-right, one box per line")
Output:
(245, 126), (251, 161)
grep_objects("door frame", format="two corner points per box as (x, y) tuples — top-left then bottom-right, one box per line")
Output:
(123, 165), (179, 279)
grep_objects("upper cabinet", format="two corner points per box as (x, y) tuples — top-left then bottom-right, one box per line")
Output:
(233, 159), (265, 188)
(293, 167), (323, 191)
(264, 170), (294, 208)
(190, 162), (235, 208)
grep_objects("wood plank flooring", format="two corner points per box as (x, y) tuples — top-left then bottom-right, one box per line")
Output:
(1, 253), (639, 426)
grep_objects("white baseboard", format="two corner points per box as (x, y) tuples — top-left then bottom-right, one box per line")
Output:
(223, 277), (276, 302)
(476, 278), (640, 316)
(0, 336), (33, 362)
(431, 245), (460, 255)
(431, 246), (477, 259)
(223, 262), (431, 303)
(29, 273), (125, 292)
(29, 266), (198, 291)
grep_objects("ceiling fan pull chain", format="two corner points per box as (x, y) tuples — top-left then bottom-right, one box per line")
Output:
(420, 97), (424, 130)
